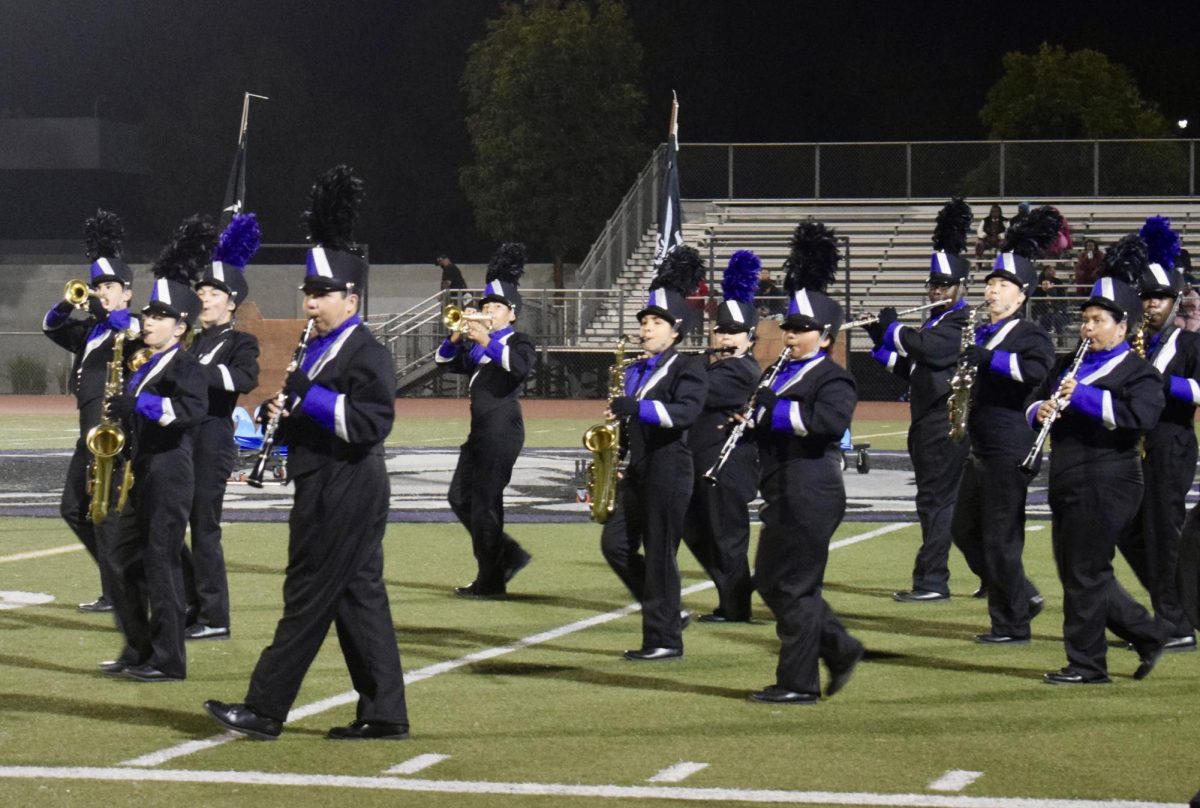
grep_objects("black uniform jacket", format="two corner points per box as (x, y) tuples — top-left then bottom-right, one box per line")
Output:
(691, 352), (760, 469)
(189, 324), (260, 421)
(754, 354), (857, 474)
(878, 301), (968, 420)
(280, 322), (397, 479)
(1025, 343), (1164, 475)
(43, 310), (143, 409)
(969, 316), (1055, 457)
(621, 347), (707, 470)
(1146, 326), (1200, 447)
(125, 345), (208, 459)
(436, 328), (536, 427)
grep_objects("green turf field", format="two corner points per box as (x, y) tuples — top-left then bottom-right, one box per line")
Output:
(2, 515), (1198, 807)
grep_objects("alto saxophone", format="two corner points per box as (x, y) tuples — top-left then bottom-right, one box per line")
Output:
(582, 335), (640, 524)
(947, 303), (990, 443)
(86, 330), (150, 524)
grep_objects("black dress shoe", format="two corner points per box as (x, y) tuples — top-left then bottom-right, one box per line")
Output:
(1134, 645), (1164, 680)
(893, 589), (949, 602)
(454, 582), (505, 599)
(975, 633), (1030, 644)
(327, 720), (410, 740)
(204, 700), (282, 741)
(502, 549), (532, 584)
(680, 610), (692, 630)
(1028, 595), (1045, 620)
(98, 659), (132, 675)
(185, 624), (230, 641)
(749, 685), (818, 705)
(1164, 634), (1196, 652)
(124, 664), (184, 682)
(78, 596), (113, 613)
(972, 585), (988, 599)
(1043, 667), (1110, 685)
(623, 646), (682, 661)
(826, 644), (864, 698)
(698, 612), (729, 623)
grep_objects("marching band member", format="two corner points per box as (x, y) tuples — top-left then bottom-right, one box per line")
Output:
(100, 216), (212, 681)
(951, 208), (1059, 644)
(683, 250), (762, 623)
(1121, 217), (1198, 652)
(182, 213), (262, 641)
(41, 211), (139, 613)
(867, 199), (978, 602)
(437, 243), (536, 599)
(206, 166), (409, 740)
(749, 222), (863, 705)
(1027, 238), (1167, 684)
(600, 248), (707, 660)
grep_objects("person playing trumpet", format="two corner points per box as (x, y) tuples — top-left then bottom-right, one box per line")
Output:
(41, 210), (140, 614)
(436, 243), (536, 599)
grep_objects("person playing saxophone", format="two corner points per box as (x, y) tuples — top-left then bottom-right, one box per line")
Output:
(950, 207), (1058, 645)
(436, 243), (536, 599)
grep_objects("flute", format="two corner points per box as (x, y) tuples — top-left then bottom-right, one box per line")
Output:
(839, 300), (946, 332)
(246, 319), (316, 488)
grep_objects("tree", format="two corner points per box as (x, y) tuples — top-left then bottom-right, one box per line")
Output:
(980, 43), (1172, 140)
(461, 0), (648, 288)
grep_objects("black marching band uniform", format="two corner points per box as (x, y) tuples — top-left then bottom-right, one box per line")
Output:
(103, 218), (212, 681)
(41, 211), (139, 612)
(436, 243), (536, 598)
(749, 223), (863, 704)
(952, 211), (1060, 643)
(869, 199), (975, 601)
(1120, 218), (1198, 650)
(682, 250), (761, 623)
(1027, 248), (1166, 684)
(601, 257), (708, 660)
(206, 166), (408, 740)
(183, 214), (261, 640)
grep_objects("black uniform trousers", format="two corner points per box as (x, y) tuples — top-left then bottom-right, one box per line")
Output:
(952, 454), (1040, 637)
(753, 454), (862, 695)
(601, 462), (692, 650)
(60, 399), (118, 598)
(245, 455), (408, 726)
(1050, 460), (1166, 678)
(907, 409), (970, 595)
(682, 443), (755, 620)
(107, 448), (194, 677)
(1119, 428), (1198, 638)
(447, 405), (527, 592)
(182, 417), (237, 628)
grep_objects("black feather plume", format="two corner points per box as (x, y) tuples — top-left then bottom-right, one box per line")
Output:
(1100, 234), (1148, 285)
(783, 220), (840, 294)
(1000, 205), (1063, 258)
(486, 242), (527, 284)
(84, 209), (124, 261)
(302, 164), (364, 252)
(650, 246), (705, 295)
(932, 198), (972, 256)
(151, 215), (217, 285)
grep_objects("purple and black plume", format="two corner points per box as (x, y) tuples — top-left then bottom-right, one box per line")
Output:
(722, 250), (760, 304)
(932, 198), (972, 256)
(486, 242), (527, 284)
(84, 209), (124, 261)
(215, 213), (261, 268)
(651, 245), (705, 295)
(1139, 216), (1181, 270)
(302, 164), (364, 252)
(152, 214), (217, 285)
(1001, 205), (1063, 259)
(1100, 234), (1149, 285)
(783, 220), (839, 293)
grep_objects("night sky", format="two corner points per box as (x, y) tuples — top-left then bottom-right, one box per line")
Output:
(1, 1), (1196, 261)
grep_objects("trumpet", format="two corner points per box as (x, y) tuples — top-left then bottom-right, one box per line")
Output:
(443, 304), (493, 335)
(839, 300), (946, 332)
(64, 279), (98, 309)
(1019, 338), (1091, 476)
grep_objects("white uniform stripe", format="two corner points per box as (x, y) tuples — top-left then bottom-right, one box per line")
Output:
(983, 320), (1020, 350)
(892, 324), (908, 358)
(334, 394), (348, 441)
(1008, 353), (1022, 382)
(1100, 390), (1116, 430)
(788, 401), (806, 435)
(1188, 379), (1200, 404)
(500, 344), (511, 372)
(311, 247), (333, 277)
(651, 400), (672, 428)
(1153, 329), (1179, 373)
(158, 397), (176, 427)
(218, 364), (235, 392)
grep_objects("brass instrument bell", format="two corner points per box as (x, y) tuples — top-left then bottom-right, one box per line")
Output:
(442, 304), (493, 334)
(64, 279), (96, 308)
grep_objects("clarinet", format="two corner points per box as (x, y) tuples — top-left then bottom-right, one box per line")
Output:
(1018, 337), (1091, 477)
(703, 346), (791, 484)
(246, 319), (316, 488)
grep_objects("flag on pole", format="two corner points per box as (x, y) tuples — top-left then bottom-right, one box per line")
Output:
(653, 93), (684, 268)
(220, 93), (268, 228)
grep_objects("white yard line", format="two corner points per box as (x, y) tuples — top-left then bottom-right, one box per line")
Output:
(929, 771), (984, 792)
(385, 754), (451, 775)
(850, 430), (909, 440)
(0, 544), (85, 564)
(119, 523), (907, 768)
(0, 766), (1174, 808)
(648, 762), (709, 783)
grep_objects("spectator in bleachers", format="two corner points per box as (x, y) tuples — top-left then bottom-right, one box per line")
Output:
(974, 205), (1007, 259)
(755, 269), (785, 316)
(1178, 247), (1197, 286)
(1176, 286), (1200, 332)
(1073, 239), (1105, 295)
(1030, 264), (1069, 334)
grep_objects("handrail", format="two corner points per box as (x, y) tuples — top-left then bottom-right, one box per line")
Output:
(575, 145), (664, 290)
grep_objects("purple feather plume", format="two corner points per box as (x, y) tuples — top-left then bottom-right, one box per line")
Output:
(721, 250), (760, 304)
(215, 213), (261, 268)
(1139, 216), (1181, 270)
